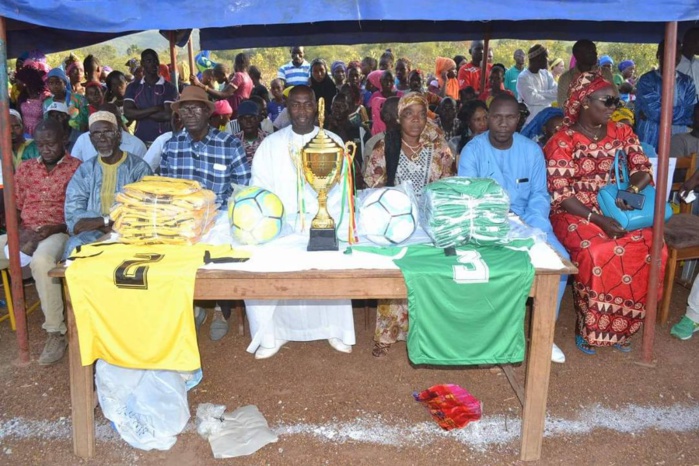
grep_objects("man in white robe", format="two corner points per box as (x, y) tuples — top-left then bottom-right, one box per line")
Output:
(516, 44), (557, 125)
(247, 85), (356, 359)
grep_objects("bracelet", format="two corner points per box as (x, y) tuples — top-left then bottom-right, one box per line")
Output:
(586, 212), (593, 222)
(628, 184), (640, 194)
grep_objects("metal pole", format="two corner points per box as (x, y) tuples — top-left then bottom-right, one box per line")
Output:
(187, 37), (195, 84)
(168, 31), (179, 94)
(640, 21), (677, 365)
(0, 17), (30, 365)
(480, 35), (490, 94)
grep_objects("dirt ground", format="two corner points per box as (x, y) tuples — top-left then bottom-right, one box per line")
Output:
(1, 282), (698, 466)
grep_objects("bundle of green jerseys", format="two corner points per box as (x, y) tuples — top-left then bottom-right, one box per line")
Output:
(110, 176), (218, 245)
(420, 177), (510, 247)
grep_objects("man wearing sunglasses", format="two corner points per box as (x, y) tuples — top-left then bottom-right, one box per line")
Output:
(558, 40), (618, 109)
(636, 40), (697, 151)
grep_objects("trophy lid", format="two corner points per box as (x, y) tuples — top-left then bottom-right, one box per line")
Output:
(303, 97), (343, 154)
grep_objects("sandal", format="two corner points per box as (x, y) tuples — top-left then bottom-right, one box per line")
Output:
(575, 335), (596, 355)
(372, 342), (391, 358)
(613, 340), (632, 353)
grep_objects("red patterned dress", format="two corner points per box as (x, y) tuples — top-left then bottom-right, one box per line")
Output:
(544, 121), (667, 347)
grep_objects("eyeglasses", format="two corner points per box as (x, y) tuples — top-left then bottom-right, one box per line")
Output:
(178, 106), (206, 115)
(89, 130), (118, 139)
(591, 96), (621, 108)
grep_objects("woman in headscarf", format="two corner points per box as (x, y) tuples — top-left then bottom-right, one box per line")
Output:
(520, 107), (564, 147)
(66, 60), (85, 96)
(43, 67), (89, 133)
(309, 58), (338, 118)
(363, 92), (455, 357)
(369, 70), (401, 136)
(330, 60), (347, 89)
(435, 57), (459, 100)
(544, 71), (667, 355)
(549, 57), (565, 82)
(614, 60), (636, 88)
(455, 99), (489, 154)
(15, 65), (50, 137)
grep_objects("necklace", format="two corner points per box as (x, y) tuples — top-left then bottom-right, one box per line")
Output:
(401, 140), (423, 161)
(402, 139), (422, 151)
(577, 123), (603, 142)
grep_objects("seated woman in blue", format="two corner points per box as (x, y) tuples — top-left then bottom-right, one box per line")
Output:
(458, 93), (569, 364)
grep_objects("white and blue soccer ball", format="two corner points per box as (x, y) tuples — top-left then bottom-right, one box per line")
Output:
(229, 186), (285, 245)
(360, 188), (417, 246)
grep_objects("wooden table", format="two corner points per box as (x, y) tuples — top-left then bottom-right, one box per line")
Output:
(52, 261), (575, 462)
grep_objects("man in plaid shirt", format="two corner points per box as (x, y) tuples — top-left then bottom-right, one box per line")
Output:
(160, 86), (250, 207)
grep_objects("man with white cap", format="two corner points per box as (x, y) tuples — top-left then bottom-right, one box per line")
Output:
(70, 103), (147, 162)
(0, 119), (81, 364)
(161, 85), (249, 340)
(516, 44), (558, 124)
(44, 101), (78, 151)
(63, 111), (152, 259)
(9, 109), (39, 169)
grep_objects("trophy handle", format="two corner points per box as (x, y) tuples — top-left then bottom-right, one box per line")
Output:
(334, 141), (357, 184)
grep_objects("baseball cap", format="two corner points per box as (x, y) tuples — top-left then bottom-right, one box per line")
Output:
(45, 101), (69, 115)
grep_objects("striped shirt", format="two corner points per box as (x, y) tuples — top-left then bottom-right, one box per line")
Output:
(160, 128), (250, 207)
(277, 61), (311, 86)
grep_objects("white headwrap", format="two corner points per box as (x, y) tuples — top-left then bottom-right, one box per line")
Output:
(88, 111), (117, 128)
(9, 109), (22, 123)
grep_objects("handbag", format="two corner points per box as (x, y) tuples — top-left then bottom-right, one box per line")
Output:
(596, 149), (673, 231)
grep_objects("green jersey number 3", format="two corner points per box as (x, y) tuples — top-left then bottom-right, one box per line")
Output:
(453, 250), (490, 284)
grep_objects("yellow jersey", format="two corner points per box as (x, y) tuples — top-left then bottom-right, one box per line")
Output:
(66, 242), (248, 371)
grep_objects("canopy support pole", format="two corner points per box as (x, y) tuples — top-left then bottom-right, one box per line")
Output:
(640, 21), (677, 366)
(169, 31), (179, 94)
(480, 34), (491, 94)
(0, 16), (30, 366)
(187, 38), (195, 84)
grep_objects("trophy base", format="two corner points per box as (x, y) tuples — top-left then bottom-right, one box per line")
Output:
(307, 228), (338, 251)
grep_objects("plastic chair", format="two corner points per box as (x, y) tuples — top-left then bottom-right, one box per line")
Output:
(659, 154), (699, 325)
(0, 267), (41, 330)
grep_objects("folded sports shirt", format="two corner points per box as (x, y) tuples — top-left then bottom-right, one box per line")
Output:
(66, 242), (249, 371)
(354, 243), (534, 365)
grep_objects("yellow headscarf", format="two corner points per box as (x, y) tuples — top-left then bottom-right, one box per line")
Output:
(397, 92), (441, 144)
(611, 107), (634, 125)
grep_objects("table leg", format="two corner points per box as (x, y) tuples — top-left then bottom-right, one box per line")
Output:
(520, 274), (558, 461)
(65, 284), (95, 458)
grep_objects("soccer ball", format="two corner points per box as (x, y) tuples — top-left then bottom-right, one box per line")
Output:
(229, 186), (284, 245)
(360, 188), (417, 245)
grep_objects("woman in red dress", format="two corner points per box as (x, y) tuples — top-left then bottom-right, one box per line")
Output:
(544, 71), (667, 354)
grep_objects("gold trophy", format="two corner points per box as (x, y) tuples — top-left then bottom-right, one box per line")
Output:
(301, 98), (356, 251)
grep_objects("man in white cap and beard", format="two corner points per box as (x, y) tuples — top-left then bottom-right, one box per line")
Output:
(63, 110), (152, 259)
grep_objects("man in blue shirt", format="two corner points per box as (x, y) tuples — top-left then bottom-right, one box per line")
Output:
(504, 49), (525, 99)
(160, 85), (249, 341)
(277, 46), (311, 87)
(458, 93), (569, 364)
(160, 86), (249, 207)
(124, 49), (178, 144)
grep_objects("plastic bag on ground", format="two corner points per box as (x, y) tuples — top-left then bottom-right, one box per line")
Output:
(95, 360), (191, 451)
(196, 403), (278, 458)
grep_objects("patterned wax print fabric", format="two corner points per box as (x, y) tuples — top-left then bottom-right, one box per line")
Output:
(544, 121), (667, 347)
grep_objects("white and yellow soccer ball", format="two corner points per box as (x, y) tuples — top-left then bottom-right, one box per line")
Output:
(360, 188), (417, 246)
(228, 186), (285, 245)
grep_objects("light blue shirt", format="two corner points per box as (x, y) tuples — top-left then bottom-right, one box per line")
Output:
(458, 131), (552, 235)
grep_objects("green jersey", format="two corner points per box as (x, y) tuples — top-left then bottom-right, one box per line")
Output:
(355, 243), (534, 365)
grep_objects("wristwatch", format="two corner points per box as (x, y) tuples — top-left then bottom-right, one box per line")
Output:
(628, 185), (640, 194)
(103, 215), (110, 227)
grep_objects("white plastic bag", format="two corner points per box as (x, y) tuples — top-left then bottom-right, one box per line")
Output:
(95, 360), (192, 451)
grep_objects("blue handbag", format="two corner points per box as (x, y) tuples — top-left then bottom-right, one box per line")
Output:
(596, 149), (673, 231)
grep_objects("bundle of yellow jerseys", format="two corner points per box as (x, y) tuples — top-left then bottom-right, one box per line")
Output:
(110, 176), (218, 244)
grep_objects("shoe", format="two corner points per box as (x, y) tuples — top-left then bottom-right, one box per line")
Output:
(209, 310), (229, 341)
(671, 316), (699, 340)
(613, 340), (632, 353)
(194, 306), (207, 332)
(255, 339), (287, 359)
(38, 332), (67, 365)
(551, 342), (565, 363)
(372, 342), (391, 358)
(575, 335), (596, 355)
(328, 338), (352, 354)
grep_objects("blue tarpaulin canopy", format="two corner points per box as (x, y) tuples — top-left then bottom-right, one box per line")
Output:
(1, 1), (699, 56)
